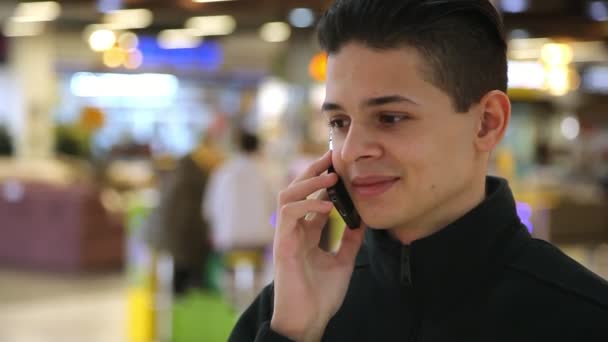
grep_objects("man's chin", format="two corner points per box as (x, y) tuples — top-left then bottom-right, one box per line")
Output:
(359, 209), (415, 231)
(359, 216), (396, 230)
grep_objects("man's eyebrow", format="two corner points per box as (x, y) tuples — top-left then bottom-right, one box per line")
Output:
(363, 95), (419, 107)
(322, 95), (418, 112)
(321, 102), (343, 112)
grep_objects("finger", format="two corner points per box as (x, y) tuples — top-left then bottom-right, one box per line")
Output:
(290, 150), (332, 184)
(304, 190), (332, 225)
(279, 173), (337, 205)
(336, 224), (367, 264)
(305, 212), (331, 250)
(278, 199), (334, 232)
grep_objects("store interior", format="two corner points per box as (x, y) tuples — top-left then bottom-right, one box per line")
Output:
(1, 0), (608, 341)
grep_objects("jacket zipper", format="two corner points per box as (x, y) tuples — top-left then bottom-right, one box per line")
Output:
(400, 245), (412, 285)
(401, 245), (419, 341)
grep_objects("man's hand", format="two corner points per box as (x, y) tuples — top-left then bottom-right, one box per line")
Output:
(270, 151), (366, 341)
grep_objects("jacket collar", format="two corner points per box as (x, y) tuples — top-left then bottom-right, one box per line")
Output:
(359, 176), (530, 293)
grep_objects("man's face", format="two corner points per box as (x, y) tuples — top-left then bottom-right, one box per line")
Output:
(324, 42), (483, 233)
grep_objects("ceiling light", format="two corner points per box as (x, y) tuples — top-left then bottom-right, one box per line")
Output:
(508, 29), (530, 40)
(289, 8), (315, 28)
(500, 0), (528, 13)
(118, 32), (139, 51)
(97, 0), (122, 13)
(124, 49), (144, 69)
(588, 1), (608, 21)
(309, 52), (327, 82)
(507, 61), (546, 90)
(541, 43), (573, 66)
(259, 22), (291, 43)
(2, 20), (45, 37)
(545, 66), (571, 96)
(158, 29), (202, 49)
(89, 29), (117, 51)
(257, 78), (289, 123)
(561, 116), (580, 140)
(70, 73), (179, 98)
(103, 47), (126, 68)
(192, 0), (236, 2)
(103, 9), (153, 30)
(185, 15), (236, 36)
(12, 1), (61, 22)
(583, 66), (608, 93)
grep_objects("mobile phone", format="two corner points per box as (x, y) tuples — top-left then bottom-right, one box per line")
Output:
(327, 165), (361, 229)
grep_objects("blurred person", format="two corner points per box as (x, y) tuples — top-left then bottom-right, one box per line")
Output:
(0, 125), (13, 156)
(229, 1), (608, 341)
(203, 130), (276, 308)
(151, 133), (224, 296)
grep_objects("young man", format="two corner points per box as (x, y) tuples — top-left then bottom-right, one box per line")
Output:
(229, 0), (608, 341)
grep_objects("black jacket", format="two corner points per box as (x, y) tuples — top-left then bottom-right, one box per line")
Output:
(229, 177), (608, 341)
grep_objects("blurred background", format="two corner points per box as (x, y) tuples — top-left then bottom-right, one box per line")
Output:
(0, 0), (607, 341)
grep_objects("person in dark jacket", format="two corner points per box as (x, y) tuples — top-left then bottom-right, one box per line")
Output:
(229, 0), (608, 341)
(151, 136), (224, 296)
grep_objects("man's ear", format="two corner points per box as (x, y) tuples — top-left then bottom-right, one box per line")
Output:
(475, 90), (511, 153)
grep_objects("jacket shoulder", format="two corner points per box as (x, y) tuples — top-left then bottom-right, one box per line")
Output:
(229, 283), (276, 341)
(506, 238), (608, 310)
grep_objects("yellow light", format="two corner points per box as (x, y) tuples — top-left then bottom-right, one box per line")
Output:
(309, 52), (328, 82)
(89, 29), (116, 51)
(124, 49), (144, 69)
(103, 47), (126, 68)
(540, 43), (573, 66)
(569, 68), (581, 91)
(545, 65), (570, 96)
(79, 106), (105, 131)
(193, 0), (236, 2)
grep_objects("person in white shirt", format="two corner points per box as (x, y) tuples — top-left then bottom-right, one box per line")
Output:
(203, 131), (276, 308)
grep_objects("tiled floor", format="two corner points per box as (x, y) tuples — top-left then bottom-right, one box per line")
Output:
(0, 243), (606, 342)
(0, 270), (126, 342)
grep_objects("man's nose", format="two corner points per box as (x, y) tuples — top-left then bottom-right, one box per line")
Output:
(339, 122), (382, 164)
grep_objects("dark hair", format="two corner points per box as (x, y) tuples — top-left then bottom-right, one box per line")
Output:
(317, 0), (508, 112)
(239, 131), (259, 153)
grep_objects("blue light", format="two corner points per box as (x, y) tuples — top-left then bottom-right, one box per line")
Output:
(516, 202), (534, 233)
(500, 0), (529, 13)
(289, 8), (315, 28)
(138, 36), (224, 71)
(270, 211), (277, 229)
(97, 0), (122, 13)
(588, 1), (608, 21)
(508, 29), (530, 40)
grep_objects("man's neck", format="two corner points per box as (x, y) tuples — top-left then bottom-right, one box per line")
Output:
(389, 176), (487, 245)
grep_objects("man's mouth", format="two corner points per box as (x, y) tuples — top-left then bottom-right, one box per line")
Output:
(351, 176), (401, 198)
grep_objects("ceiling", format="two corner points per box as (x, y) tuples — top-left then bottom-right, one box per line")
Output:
(1, 0), (606, 40)
(26, 0), (334, 32)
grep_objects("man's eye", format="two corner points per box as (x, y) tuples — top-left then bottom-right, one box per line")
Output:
(328, 118), (349, 128)
(379, 114), (407, 124)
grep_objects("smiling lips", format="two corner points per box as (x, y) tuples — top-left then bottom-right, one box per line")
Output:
(351, 176), (400, 198)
